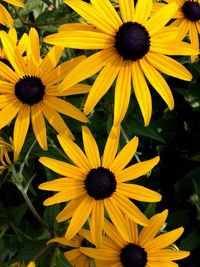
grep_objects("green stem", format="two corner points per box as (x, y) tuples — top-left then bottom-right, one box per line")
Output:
(13, 6), (29, 32)
(32, 243), (54, 262)
(21, 190), (54, 237)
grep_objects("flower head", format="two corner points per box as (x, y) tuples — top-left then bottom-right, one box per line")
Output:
(0, 136), (13, 173)
(0, 28), (89, 161)
(154, 0), (200, 62)
(81, 210), (190, 267)
(39, 125), (161, 247)
(45, 0), (198, 126)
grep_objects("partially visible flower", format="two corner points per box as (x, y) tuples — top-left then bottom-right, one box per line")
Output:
(39, 125), (161, 247)
(0, 28), (89, 161)
(81, 210), (190, 267)
(48, 231), (95, 267)
(27, 262), (35, 267)
(0, 136), (14, 174)
(0, 0), (25, 27)
(45, 0), (198, 126)
(153, 0), (200, 62)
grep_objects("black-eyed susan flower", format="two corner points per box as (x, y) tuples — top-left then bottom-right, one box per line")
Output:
(154, 0), (200, 62)
(44, 0), (198, 126)
(0, 0), (25, 27)
(27, 262), (35, 267)
(0, 28), (89, 161)
(0, 136), (13, 173)
(81, 210), (190, 267)
(39, 125), (161, 247)
(48, 231), (95, 267)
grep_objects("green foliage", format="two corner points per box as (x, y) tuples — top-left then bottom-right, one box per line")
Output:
(0, 0), (199, 267)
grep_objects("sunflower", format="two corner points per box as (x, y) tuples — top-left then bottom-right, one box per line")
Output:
(48, 231), (95, 266)
(0, 0), (25, 27)
(81, 210), (190, 267)
(0, 28), (89, 161)
(39, 125), (161, 247)
(154, 0), (200, 62)
(0, 27), (27, 72)
(44, 0), (198, 126)
(0, 136), (14, 173)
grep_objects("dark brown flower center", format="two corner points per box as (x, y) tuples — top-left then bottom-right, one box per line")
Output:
(15, 76), (45, 105)
(120, 243), (148, 267)
(182, 0), (200, 21)
(115, 22), (150, 61)
(84, 167), (116, 200)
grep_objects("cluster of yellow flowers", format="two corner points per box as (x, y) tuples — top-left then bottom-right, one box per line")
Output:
(0, 0), (199, 267)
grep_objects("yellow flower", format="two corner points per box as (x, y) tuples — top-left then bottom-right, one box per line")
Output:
(0, 0), (25, 27)
(39, 125), (161, 247)
(45, 0), (198, 126)
(0, 136), (14, 173)
(81, 210), (190, 267)
(154, 0), (200, 62)
(26, 262), (35, 267)
(48, 232), (95, 267)
(0, 28), (89, 161)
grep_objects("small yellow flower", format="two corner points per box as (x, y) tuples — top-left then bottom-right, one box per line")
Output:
(154, 0), (200, 62)
(45, 0), (198, 126)
(0, 28), (89, 161)
(81, 210), (190, 267)
(26, 261), (35, 267)
(39, 125), (161, 247)
(0, 136), (14, 173)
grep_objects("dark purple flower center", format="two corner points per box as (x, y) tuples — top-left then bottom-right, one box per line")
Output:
(182, 0), (200, 21)
(15, 76), (45, 105)
(115, 22), (150, 61)
(84, 167), (116, 200)
(120, 243), (148, 267)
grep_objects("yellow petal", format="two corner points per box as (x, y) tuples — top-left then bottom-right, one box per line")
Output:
(64, 0), (116, 35)
(39, 157), (85, 179)
(145, 2), (178, 35)
(134, 0), (152, 24)
(132, 61), (152, 126)
(1, 31), (26, 77)
(109, 136), (139, 172)
(82, 126), (100, 169)
(113, 61), (132, 126)
(138, 210), (168, 247)
(140, 58), (174, 110)
(41, 102), (74, 139)
(117, 183), (161, 202)
(146, 227), (184, 250)
(147, 51), (192, 81)
(45, 96), (88, 123)
(57, 134), (91, 172)
(118, 0), (134, 22)
(84, 53), (122, 115)
(14, 104), (30, 161)
(116, 156), (160, 182)
(90, 200), (104, 247)
(65, 196), (94, 240)
(102, 125), (120, 168)
(31, 104), (47, 150)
